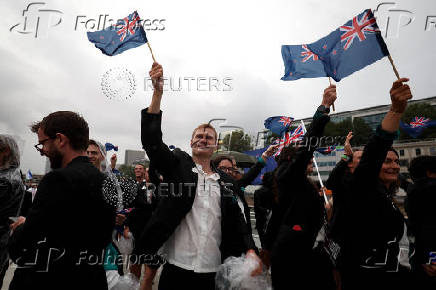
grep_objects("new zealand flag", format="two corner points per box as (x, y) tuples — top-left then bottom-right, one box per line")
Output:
(87, 11), (148, 56)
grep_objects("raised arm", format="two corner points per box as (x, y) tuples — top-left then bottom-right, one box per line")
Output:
(238, 144), (278, 188)
(276, 85), (336, 183)
(141, 63), (177, 177)
(353, 78), (412, 183)
(147, 62), (164, 114)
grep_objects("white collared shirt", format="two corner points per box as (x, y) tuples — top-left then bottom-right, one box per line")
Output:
(159, 164), (222, 273)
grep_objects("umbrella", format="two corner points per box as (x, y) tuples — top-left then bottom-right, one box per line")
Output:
(212, 151), (257, 168)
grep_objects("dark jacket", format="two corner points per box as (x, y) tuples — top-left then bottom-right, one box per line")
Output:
(341, 128), (409, 289)
(126, 180), (159, 240)
(406, 177), (436, 267)
(8, 156), (115, 290)
(236, 160), (266, 236)
(268, 111), (332, 289)
(326, 159), (352, 246)
(253, 171), (274, 248)
(133, 109), (256, 266)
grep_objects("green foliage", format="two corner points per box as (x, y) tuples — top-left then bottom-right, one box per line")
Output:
(323, 117), (372, 146)
(399, 103), (436, 140)
(118, 164), (135, 179)
(221, 130), (253, 152)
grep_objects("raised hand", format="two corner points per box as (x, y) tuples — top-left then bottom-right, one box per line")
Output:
(149, 62), (163, 93)
(389, 78), (412, 114)
(322, 84), (337, 108)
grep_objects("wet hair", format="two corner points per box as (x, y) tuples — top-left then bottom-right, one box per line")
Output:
(388, 147), (399, 158)
(134, 163), (146, 170)
(0, 135), (20, 168)
(31, 111), (89, 151)
(274, 145), (298, 166)
(88, 139), (106, 157)
(409, 155), (436, 181)
(191, 124), (217, 140)
(213, 155), (233, 168)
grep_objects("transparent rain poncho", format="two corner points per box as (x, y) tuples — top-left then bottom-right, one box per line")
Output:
(0, 135), (25, 274)
(92, 140), (136, 211)
(215, 253), (272, 290)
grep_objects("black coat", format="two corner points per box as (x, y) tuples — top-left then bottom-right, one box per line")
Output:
(341, 128), (410, 289)
(8, 156), (115, 290)
(253, 171), (274, 248)
(133, 109), (256, 266)
(126, 181), (159, 240)
(267, 111), (332, 290)
(326, 159), (352, 246)
(406, 177), (436, 267)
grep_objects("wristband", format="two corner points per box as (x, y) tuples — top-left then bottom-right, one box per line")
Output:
(258, 156), (266, 166)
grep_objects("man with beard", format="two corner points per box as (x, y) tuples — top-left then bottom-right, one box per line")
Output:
(132, 63), (261, 290)
(8, 111), (115, 290)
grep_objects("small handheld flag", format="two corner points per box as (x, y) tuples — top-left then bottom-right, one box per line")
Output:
(281, 9), (390, 82)
(105, 143), (119, 152)
(400, 117), (436, 138)
(264, 116), (294, 135)
(26, 170), (33, 180)
(87, 11), (148, 57)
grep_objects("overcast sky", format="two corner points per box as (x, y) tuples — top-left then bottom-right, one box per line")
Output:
(1, 0), (435, 174)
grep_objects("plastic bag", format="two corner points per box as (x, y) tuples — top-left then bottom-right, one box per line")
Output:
(106, 271), (139, 290)
(114, 230), (134, 255)
(215, 253), (272, 290)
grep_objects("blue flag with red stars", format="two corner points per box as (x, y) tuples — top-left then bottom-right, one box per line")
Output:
(87, 11), (148, 56)
(281, 9), (389, 82)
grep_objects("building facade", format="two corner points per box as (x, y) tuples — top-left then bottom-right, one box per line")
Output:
(124, 149), (146, 166)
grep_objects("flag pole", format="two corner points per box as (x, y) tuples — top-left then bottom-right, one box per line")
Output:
(300, 120), (329, 205)
(147, 42), (156, 63)
(328, 77), (336, 112)
(387, 55), (400, 80)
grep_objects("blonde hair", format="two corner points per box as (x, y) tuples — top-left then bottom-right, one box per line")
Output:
(191, 124), (217, 140)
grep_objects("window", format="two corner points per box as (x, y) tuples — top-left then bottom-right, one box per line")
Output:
(399, 159), (409, 167)
(416, 148), (421, 156)
(430, 147), (436, 156)
(399, 149), (405, 157)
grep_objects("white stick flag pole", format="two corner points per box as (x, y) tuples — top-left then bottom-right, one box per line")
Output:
(300, 120), (329, 204)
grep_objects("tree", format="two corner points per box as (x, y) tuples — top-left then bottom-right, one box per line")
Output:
(118, 164), (135, 179)
(399, 103), (436, 140)
(351, 117), (373, 146)
(323, 117), (372, 146)
(221, 130), (253, 152)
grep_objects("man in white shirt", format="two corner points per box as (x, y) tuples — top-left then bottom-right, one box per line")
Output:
(133, 63), (260, 290)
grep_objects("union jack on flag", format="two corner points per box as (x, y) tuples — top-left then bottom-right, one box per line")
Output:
(279, 116), (294, 127)
(113, 11), (141, 42)
(410, 117), (430, 128)
(316, 146), (336, 155)
(340, 10), (380, 50)
(273, 131), (292, 157)
(289, 124), (305, 142)
(301, 44), (319, 62)
(87, 11), (148, 56)
(273, 124), (305, 157)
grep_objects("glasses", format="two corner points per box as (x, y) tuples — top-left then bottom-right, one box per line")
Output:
(218, 166), (237, 173)
(34, 138), (52, 155)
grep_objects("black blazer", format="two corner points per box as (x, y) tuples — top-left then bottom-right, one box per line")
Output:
(8, 156), (115, 290)
(133, 109), (256, 266)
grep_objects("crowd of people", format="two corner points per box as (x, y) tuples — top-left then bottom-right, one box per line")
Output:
(0, 62), (435, 290)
